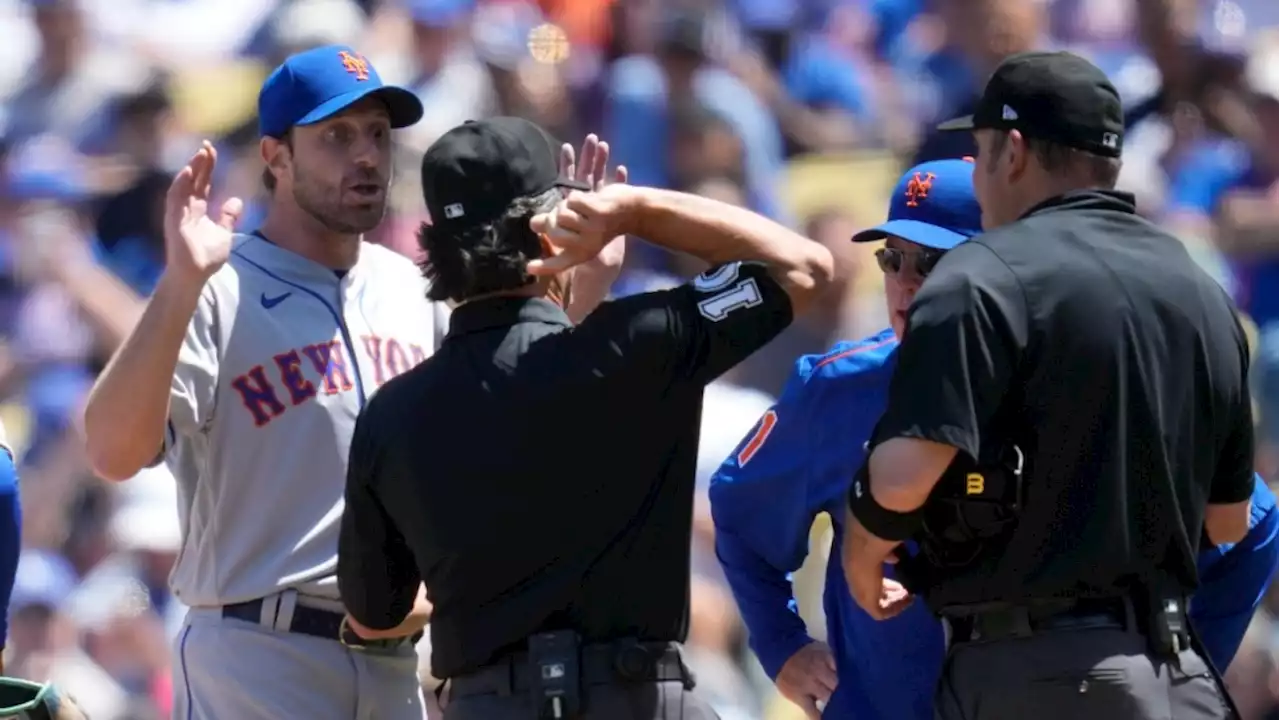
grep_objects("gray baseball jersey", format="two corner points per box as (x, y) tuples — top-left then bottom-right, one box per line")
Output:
(162, 233), (446, 608)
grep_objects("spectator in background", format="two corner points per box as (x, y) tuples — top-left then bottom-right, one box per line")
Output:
(7, 550), (133, 720)
(908, 0), (1044, 164)
(725, 0), (874, 155)
(1163, 34), (1279, 415)
(90, 81), (180, 298)
(473, 0), (576, 137)
(668, 104), (749, 193)
(3, 143), (98, 467)
(605, 8), (785, 219)
(388, 0), (498, 155)
(2, 0), (149, 150)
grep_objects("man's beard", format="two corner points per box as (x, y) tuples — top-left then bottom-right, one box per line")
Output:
(293, 182), (386, 235)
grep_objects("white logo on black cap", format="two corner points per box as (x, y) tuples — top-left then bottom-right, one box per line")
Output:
(444, 203), (465, 219)
(1001, 104), (1019, 121)
(1102, 132), (1119, 149)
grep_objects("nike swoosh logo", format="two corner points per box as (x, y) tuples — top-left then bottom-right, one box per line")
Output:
(260, 292), (292, 309)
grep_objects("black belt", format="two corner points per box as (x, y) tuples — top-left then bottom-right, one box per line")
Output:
(942, 597), (1133, 645)
(221, 598), (419, 649)
(450, 641), (693, 698)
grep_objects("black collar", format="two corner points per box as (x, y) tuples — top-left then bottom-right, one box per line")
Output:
(1020, 189), (1137, 220)
(445, 296), (572, 341)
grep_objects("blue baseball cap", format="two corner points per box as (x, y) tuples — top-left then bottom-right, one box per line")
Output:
(257, 45), (424, 139)
(851, 158), (982, 250)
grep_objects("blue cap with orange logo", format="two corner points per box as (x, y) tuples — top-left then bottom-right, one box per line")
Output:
(257, 45), (424, 138)
(851, 158), (982, 250)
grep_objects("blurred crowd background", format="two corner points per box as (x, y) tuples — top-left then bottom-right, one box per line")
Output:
(0, 0), (1275, 717)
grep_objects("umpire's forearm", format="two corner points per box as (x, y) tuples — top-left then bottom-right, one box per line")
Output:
(623, 187), (833, 315)
(83, 270), (201, 481)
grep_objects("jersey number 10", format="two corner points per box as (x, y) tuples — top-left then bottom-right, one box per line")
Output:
(694, 263), (765, 322)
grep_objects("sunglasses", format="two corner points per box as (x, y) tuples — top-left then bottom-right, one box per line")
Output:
(875, 246), (944, 278)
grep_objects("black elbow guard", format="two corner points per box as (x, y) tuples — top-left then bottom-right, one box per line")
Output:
(847, 463), (925, 542)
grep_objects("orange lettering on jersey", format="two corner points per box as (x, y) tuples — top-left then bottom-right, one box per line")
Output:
(232, 366), (287, 427)
(384, 339), (410, 378)
(301, 341), (354, 395)
(274, 349), (317, 406)
(361, 335), (386, 386)
(737, 409), (778, 467)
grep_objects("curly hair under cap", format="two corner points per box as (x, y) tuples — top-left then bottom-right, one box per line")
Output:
(417, 188), (562, 304)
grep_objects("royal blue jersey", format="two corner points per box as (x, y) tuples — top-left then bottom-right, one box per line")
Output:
(710, 330), (1279, 718)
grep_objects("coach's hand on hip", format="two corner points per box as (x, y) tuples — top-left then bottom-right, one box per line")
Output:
(776, 640), (838, 720)
(165, 140), (243, 283)
(345, 584), (433, 641)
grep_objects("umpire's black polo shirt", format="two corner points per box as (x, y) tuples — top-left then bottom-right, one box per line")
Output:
(337, 262), (792, 679)
(873, 189), (1255, 608)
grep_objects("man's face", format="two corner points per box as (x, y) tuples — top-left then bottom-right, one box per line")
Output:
(285, 98), (393, 234)
(880, 235), (940, 339)
(972, 129), (1017, 230)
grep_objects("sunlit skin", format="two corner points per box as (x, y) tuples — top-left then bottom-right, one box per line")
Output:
(882, 235), (931, 340)
(971, 128), (1045, 231)
(258, 97), (394, 269)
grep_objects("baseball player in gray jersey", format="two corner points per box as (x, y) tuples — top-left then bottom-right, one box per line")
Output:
(81, 44), (623, 720)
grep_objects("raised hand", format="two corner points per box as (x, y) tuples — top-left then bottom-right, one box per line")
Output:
(164, 141), (244, 283)
(558, 134), (629, 269)
(557, 134), (629, 320)
(528, 183), (636, 277)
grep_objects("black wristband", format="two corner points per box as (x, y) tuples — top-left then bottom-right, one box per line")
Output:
(847, 464), (925, 542)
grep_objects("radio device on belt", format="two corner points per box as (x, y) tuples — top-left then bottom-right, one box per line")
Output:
(528, 630), (583, 719)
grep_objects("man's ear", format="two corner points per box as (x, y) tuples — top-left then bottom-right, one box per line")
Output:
(260, 136), (291, 183)
(1005, 129), (1030, 181)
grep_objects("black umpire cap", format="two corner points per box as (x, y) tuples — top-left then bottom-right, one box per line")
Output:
(938, 51), (1125, 158)
(421, 117), (588, 231)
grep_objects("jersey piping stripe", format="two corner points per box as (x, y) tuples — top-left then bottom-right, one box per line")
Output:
(813, 337), (896, 370)
(231, 249), (369, 408)
(177, 623), (194, 720)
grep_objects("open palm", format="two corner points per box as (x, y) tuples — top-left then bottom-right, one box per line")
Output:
(164, 141), (244, 281)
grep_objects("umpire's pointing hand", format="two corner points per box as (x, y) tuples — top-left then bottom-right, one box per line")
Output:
(528, 183), (637, 277)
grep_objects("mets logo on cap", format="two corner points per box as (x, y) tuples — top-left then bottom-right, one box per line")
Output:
(338, 50), (370, 81)
(850, 159), (982, 251)
(904, 171), (936, 208)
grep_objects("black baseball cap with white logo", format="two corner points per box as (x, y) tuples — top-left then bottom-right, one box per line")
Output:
(421, 117), (588, 231)
(938, 51), (1125, 159)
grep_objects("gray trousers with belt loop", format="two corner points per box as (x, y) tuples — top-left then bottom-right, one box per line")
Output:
(934, 625), (1233, 720)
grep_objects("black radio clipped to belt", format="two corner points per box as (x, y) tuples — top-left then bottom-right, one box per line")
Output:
(528, 630), (583, 719)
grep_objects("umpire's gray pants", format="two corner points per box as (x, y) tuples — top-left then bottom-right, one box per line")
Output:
(934, 626), (1233, 720)
(443, 679), (721, 720)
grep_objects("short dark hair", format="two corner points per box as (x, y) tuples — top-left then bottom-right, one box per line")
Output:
(417, 188), (561, 303)
(988, 131), (1122, 188)
(261, 130), (294, 193)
